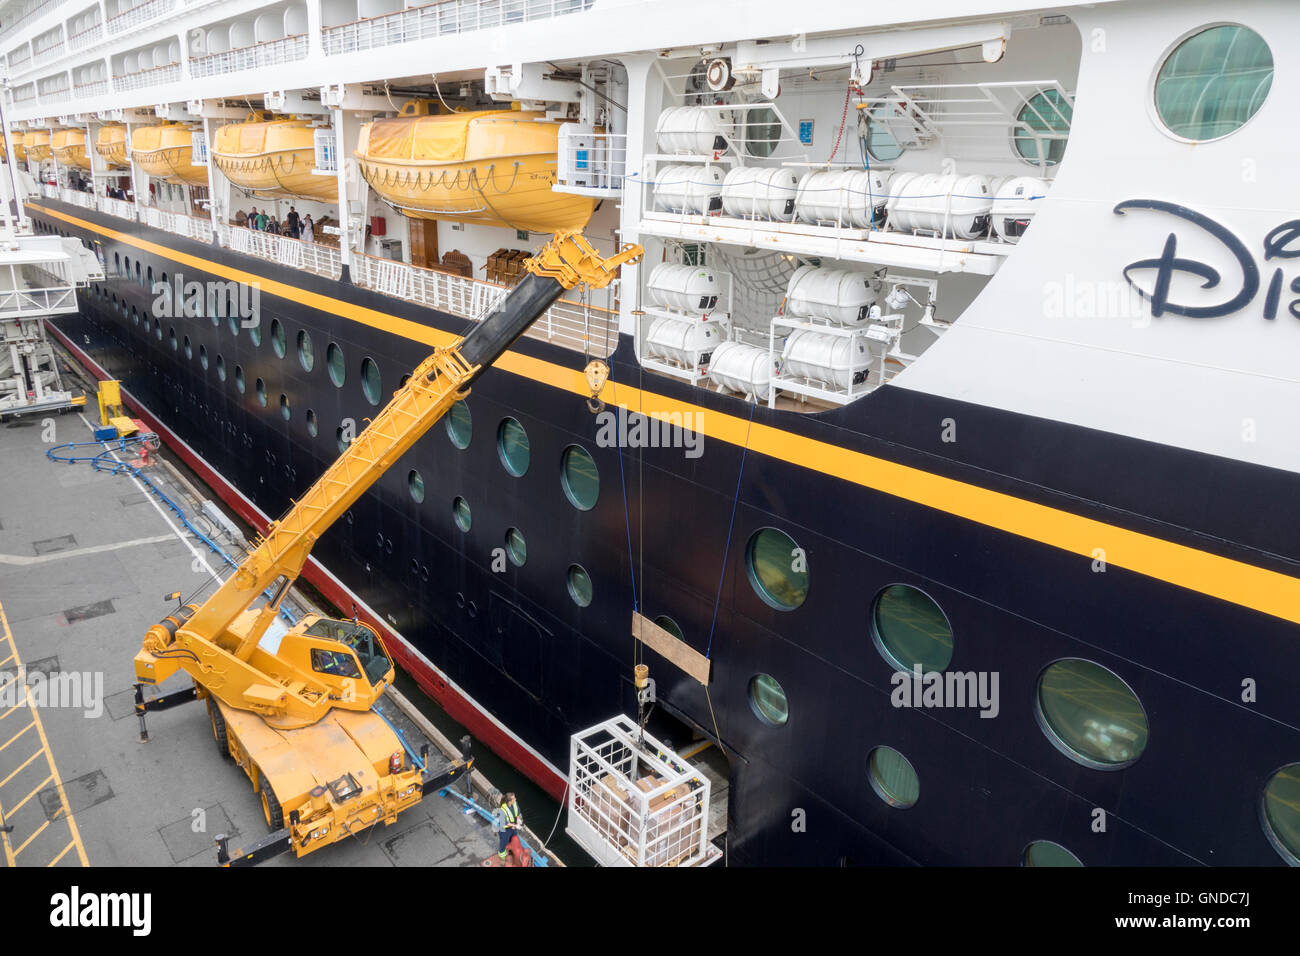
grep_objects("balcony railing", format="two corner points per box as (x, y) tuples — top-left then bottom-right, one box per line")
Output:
(100, 196), (137, 220)
(113, 61), (180, 92)
(8, 51), (33, 74)
(0, 0), (61, 43)
(141, 206), (210, 240)
(12, 84), (38, 102)
(216, 222), (341, 279)
(350, 251), (617, 357)
(32, 40), (65, 65)
(58, 187), (95, 208)
(322, 0), (593, 56)
(190, 34), (307, 78)
(107, 0), (176, 35)
(73, 79), (108, 97)
(68, 23), (104, 50)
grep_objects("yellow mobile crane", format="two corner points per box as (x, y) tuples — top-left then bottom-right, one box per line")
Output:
(132, 232), (642, 865)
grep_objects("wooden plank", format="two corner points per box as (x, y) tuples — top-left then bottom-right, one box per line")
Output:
(632, 612), (711, 685)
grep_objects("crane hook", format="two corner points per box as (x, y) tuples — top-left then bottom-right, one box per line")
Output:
(584, 360), (609, 414)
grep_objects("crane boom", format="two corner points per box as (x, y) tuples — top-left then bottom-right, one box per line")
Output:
(135, 231), (642, 729)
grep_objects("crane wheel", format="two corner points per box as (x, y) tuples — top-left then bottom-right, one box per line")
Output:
(260, 778), (284, 831)
(207, 696), (230, 759)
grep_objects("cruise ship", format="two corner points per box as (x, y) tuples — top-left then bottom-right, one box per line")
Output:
(3, 0), (1297, 866)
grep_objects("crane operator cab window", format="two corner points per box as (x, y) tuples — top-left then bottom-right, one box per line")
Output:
(304, 618), (392, 686)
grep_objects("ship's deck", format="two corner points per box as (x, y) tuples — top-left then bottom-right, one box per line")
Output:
(0, 393), (557, 868)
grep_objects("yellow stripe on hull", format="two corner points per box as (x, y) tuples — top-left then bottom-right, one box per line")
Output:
(212, 117), (338, 203)
(130, 124), (208, 187)
(355, 108), (595, 233)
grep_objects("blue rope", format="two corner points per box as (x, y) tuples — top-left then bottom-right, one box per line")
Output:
(705, 400), (757, 659)
(46, 435), (297, 624)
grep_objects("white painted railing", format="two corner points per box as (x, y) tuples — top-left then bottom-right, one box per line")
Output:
(68, 23), (103, 50)
(73, 79), (108, 97)
(113, 62), (180, 92)
(0, 285), (78, 317)
(7, 51), (33, 75)
(32, 41), (65, 66)
(189, 34), (307, 78)
(40, 183), (58, 198)
(351, 251), (618, 357)
(217, 222), (342, 279)
(555, 127), (626, 196)
(140, 206), (210, 240)
(0, 0), (61, 43)
(99, 196), (137, 220)
(58, 188), (94, 208)
(11, 82), (37, 102)
(322, 0), (593, 56)
(107, 0), (176, 35)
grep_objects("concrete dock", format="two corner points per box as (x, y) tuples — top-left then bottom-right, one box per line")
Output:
(0, 404), (558, 868)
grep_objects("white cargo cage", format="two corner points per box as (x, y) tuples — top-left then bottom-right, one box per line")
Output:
(567, 716), (722, 867)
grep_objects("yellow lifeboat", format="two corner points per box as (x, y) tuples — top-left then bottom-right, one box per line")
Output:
(24, 129), (51, 163)
(130, 123), (208, 186)
(211, 114), (337, 202)
(355, 102), (596, 233)
(94, 124), (128, 168)
(8, 130), (25, 162)
(51, 128), (91, 169)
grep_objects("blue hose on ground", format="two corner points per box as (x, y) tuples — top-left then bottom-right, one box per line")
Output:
(46, 434), (297, 625)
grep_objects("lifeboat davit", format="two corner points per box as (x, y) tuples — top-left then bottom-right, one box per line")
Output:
(211, 114), (337, 202)
(24, 129), (51, 163)
(95, 124), (128, 169)
(51, 128), (91, 170)
(355, 102), (596, 233)
(130, 123), (207, 186)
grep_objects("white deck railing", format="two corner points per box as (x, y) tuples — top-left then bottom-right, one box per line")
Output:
(0, 285), (78, 318)
(189, 34), (308, 78)
(58, 188), (95, 208)
(113, 61), (180, 92)
(216, 222), (342, 279)
(555, 127), (627, 196)
(140, 206), (210, 240)
(68, 23), (104, 50)
(107, 0), (176, 35)
(73, 79), (108, 97)
(100, 196), (137, 220)
(323, 0), (592, 56)
(0, 0), (60, 43)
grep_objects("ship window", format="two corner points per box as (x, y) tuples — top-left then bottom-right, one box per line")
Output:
(505, 527), (526, 567)
(745, 528), (808, 611)
(361, 357), (381, 405)
(271, 319), (286, 358)
(216, 354), (226, 382)
(280, 393), (291, 421)
(200, 345), (209, 370)
(748, 673), (788, 727)
(153, 318), (162, 341)
(452, 496), (471, 532)
(227, 313), (239, 336)
(560, 444), (599, 511)
(408, 469), (425, 503)
(131, 307), (139, 326)
(327, 342), (345, 387)
(1035, 659), (1149, 769)
(1023, 840), (1083, 867)
(234, 365), (245, 393)
(298, 330), (314, 372)
(255, 377), (267, 406)
(1262, 763), (1300, 865)
(306, 408), (318, 437)
(147, 266), (153, 287)
(743, 106), (781, 159)
(1155, 24), (1273, 141)
(867, 746), (918, 808)
(860, 103), (905, 163)
(497, 417), (530, 477)
(249, 320), (262, 347)
(654, 615), (684, 640)
(446, 400), (472, 449)
(871, 584), (953, 674)
(168, 327), (177, 350)
(135, 261), (141, 286)
(336, 426), (351, 453)
(183, 335), (192, 359)
(1013, 88), (1072, 167)
(566, 564), (592, 607)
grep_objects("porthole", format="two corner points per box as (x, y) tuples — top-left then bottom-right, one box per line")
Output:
(867, 746), (918, 808)
(859, 103), (905, 163)
(168, 327), (177, 350)
(327, 342), (345, 387)
(871, 584), (953, 674)
(1013, 88), (1073, 167)
(199, 345), (209, 370)
(505, 527), (526, 567)
(743, 106), (781, 158)
(446, 400), (472, 449)
(271, 319), (286, 358)
(452, 496), (472, 532)
(227, 313), (239, 336)
(361, 357), (381, 406)
(255, 377), (267, 407)
(747, 673), (788, 727)
(560, 444), (599, 511)
(745, 528), (808, 611)
(279, 393), (291, 421)
(1023, 840), (1083, 867)
(216, 354), (226, 382)
(408, 469), (425, 503)
(131, 307), (139, 326)
(497, 417), (529, 477)
(1261, 763), (1300, 866)
(305, 408), (318, 437)
(249, 321), (262, 348)
(336, 425), (351, 454)
(566, 564), (592, 607)
(234, 365), (245, 393)
(183, 336), (192, 360)
(153, 318), (161, 341)
(654, 615), (683, 640)
(1154, 24), (1273, 142)
(297, 330), (314, 372)
(1035, 659), (1149, 769)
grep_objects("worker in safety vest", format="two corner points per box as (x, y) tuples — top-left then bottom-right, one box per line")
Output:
(497, 792), (522, 862)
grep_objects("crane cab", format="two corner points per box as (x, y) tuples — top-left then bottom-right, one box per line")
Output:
(265, 615), (395, 707)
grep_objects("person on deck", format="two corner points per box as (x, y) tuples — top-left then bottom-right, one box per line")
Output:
(286, 206), (300, 238)
(496, 792), (522, 862)
(301, 214), (314, 243)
